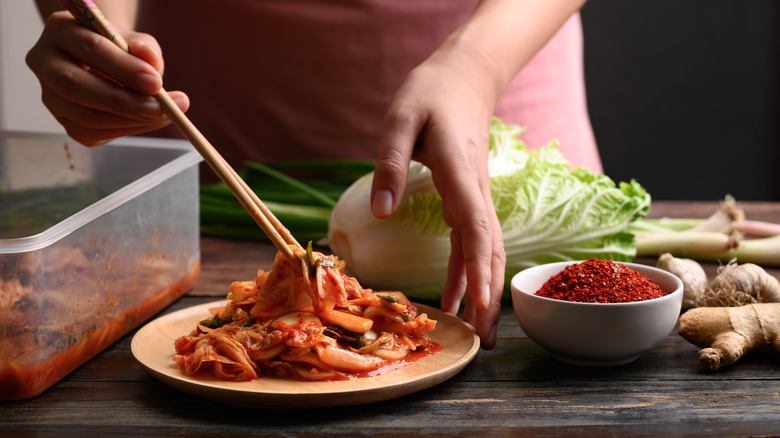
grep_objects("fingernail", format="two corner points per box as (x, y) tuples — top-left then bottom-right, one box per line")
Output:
(480, 284), (490, 310)
(443, 299), (460, 316)
(372, 189), (393, 218)
(476, 318), (497, 349)
(135, 72), (161, 94)
(488, 324), (498, 348)
(136, 99), (162, 118)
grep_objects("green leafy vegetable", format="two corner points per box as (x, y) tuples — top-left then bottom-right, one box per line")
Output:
(325, 117), (652, 300)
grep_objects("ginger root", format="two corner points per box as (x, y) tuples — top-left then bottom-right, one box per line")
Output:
(678, 303), (780, 370)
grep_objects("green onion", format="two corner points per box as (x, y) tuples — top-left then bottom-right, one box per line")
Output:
(245, 162), (337, 208)
(199, 314), (226, 329)
(378, 295), (408, 321)
(238, 317), (256, 327)
(200, 159), (374, 242)
(379, 295), (399, 304)
(307, 241), (315, 266)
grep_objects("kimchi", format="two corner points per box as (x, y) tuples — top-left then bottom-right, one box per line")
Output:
(173, 245), (438, 381)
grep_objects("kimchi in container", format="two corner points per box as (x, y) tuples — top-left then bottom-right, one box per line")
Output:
(0, 132), (202, 399)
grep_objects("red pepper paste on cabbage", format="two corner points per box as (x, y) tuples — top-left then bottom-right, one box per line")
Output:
(535, 259), (667, 303)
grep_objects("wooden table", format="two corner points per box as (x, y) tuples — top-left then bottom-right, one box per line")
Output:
(3, 201), (780, 437)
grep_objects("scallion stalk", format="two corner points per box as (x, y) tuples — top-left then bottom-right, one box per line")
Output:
(199, 159), (374, 242)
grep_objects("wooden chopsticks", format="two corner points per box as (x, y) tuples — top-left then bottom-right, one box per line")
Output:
(61, 0), (303, 269)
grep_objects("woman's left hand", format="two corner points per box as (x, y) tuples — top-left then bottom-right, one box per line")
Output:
(370, 40), (506, 349)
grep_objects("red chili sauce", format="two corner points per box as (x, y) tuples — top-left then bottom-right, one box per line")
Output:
(362, 342), (443, 379)
(535, 259), (667, 303)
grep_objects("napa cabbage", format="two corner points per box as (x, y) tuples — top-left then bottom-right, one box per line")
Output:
(325, 117), (651, 299)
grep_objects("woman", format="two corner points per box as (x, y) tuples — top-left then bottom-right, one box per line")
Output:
(26, 0), (601, 349)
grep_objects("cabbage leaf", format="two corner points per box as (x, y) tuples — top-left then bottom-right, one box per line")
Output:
(325, 117), (651, 299)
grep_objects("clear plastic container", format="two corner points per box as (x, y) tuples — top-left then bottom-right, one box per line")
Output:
(0, 132), (203, 399)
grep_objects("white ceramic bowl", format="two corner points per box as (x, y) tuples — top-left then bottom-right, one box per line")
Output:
(511, 261), (683, 367)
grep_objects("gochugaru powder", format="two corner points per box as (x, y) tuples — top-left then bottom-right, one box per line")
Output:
(535, 259), (667, 303)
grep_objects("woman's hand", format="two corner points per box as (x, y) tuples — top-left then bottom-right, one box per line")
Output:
(371, 41), (506, 349)
(25, 11), (189, 146)
(370, 0), (586, 349)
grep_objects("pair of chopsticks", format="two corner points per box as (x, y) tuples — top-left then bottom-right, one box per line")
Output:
(60, 0), (304, 269)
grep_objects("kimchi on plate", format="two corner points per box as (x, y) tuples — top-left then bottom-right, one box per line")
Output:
(174, 245), (439, 381)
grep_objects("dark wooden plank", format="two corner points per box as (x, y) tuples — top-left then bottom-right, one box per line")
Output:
(4, 378), (780, 437)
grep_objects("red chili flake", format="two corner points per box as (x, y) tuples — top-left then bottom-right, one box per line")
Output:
(535, 259), (667, 303)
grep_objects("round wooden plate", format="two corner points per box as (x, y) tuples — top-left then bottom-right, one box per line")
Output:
(131, 300), (480, 408)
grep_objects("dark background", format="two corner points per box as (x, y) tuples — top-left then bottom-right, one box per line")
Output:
(580, 1), (780, 201)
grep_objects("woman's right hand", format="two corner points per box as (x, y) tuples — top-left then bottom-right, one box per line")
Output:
(25, 11), (189, 146)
